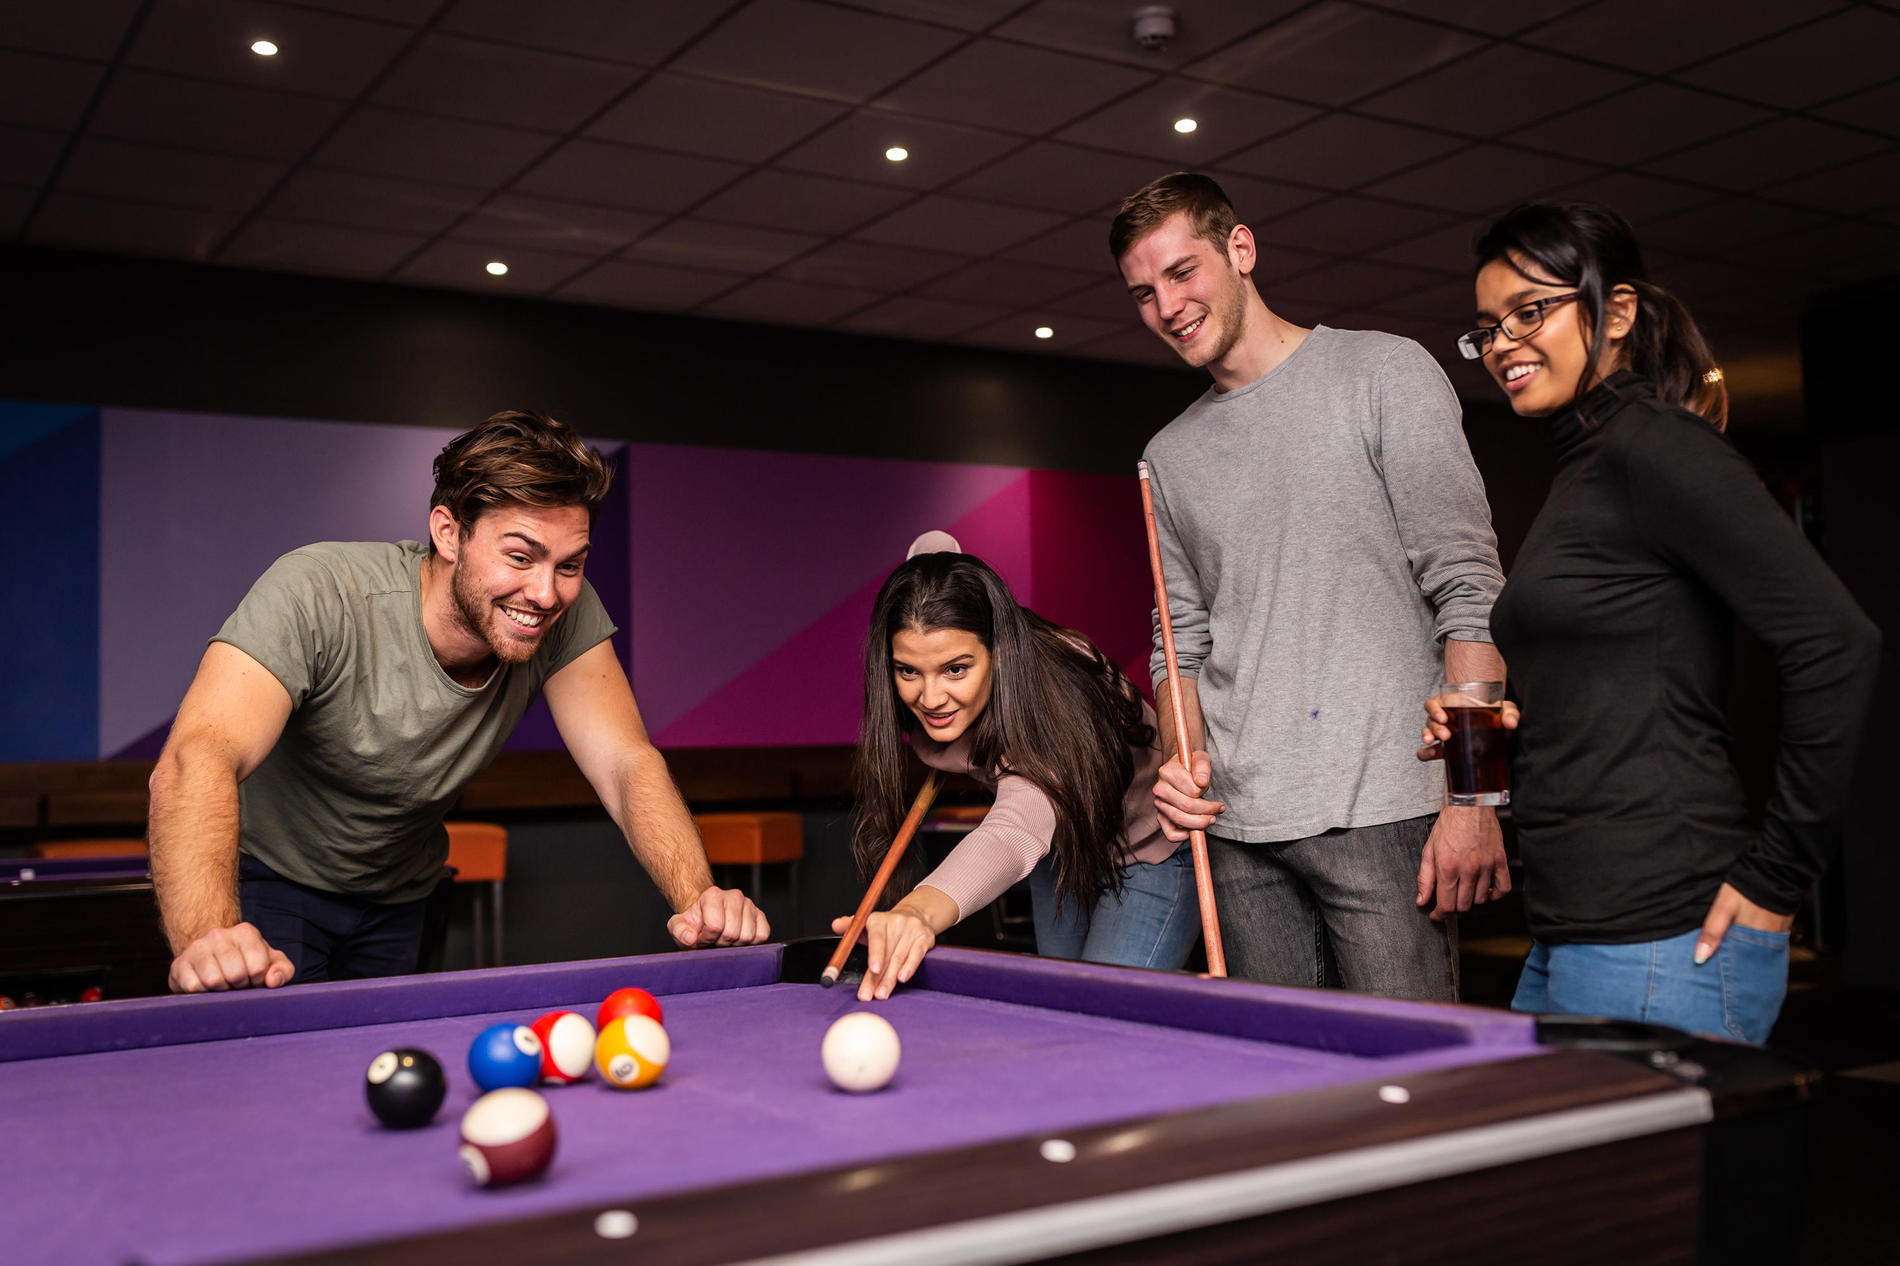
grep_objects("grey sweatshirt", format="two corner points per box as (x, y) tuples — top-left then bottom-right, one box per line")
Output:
(1143, 326), (1504, 843)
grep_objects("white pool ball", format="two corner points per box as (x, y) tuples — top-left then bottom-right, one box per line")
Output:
(822, 1012), (901, 1093)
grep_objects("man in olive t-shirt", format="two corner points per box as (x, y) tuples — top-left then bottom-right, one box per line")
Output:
(147, 412), (769, 992)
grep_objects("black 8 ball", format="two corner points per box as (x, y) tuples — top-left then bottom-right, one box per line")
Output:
(366, 1048), (447, 1129)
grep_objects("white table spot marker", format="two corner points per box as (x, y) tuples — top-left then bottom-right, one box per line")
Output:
(1378, 1084), (1411, 1105)
(594, 1210), (638, 1239)
(1040, 1138), (1077, 1163)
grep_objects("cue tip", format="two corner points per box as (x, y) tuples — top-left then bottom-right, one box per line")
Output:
(1137, 459), (1150, 479)
(819, 969), (839, 988)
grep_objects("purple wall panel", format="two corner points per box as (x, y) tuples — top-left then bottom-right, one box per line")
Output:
(626, 444), (1022, 737)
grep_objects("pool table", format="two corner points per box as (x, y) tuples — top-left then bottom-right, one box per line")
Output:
(0, 853), (170, 999)
(0, 938), (1809, 1265)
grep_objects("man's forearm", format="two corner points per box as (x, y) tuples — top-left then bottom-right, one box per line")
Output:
(612, 747), (715, 911)
(1154, 675), (1208, 763)
(146, 748), (243, 954)
(1443, 638), (1505, 686)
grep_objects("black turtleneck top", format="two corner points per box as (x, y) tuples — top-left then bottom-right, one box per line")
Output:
(1490, 372), (1880, 944)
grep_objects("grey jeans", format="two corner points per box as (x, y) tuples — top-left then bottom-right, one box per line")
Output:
(1207, 815), (1457, 1002)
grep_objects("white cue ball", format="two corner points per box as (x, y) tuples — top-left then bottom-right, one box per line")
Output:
(822, 1012), (901, 1093)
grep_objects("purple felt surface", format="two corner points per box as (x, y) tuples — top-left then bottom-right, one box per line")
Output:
(0, 856), (150, 882)
(3, 972), (1540, 1266)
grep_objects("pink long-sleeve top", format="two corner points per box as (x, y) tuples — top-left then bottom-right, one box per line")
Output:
(910, 703), (1176, 921)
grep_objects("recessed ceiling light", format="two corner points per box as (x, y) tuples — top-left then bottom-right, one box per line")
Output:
(1034, 326), (1054, 340)
(885, 146), (909, 162)
(485, 261), (509, 277)
(1173, 117), (1197, 134)
(251, 40), (279, 57)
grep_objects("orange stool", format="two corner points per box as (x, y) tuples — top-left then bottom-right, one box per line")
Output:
(445, 822), (508, 968)
(29, 838), (149, 860)
(693, 812), (803, 931)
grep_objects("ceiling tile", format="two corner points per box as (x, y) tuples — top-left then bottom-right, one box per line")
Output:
(1042, 276), (1138, 322)
(1183, 3), (1485, 107)
(696, 277), (886, 325)
(1641, 198), (1835, 256)
(999, 219), (1116, 272)
(127, 0), (414, 98)
(676, 0), (965, 103)
(586, 73), (846, 163)
(0, 52), (105, 132)
(1250, 243), (1339, 284)
(961, 311), (1120, 353)
(514, 139), (749, 214)
(58, 137), (286, 212)
(1362, 145), (1604, 214)
(776, 238), (969, 290)
(918, 256), (1103, 307)
(996, 0), (1303, 70)
(1657, 120), (1892, 193)
(1219, 114), (1466, 192)
(1358, 43), (1637, 137)
(371, 33), (643, 132)
(836, 294), (1015, 341)
(5, 0), (145, 59)
(778, 111), (1018, 189)
(621, 220), (826, 274)
(0, 183), (34, 236)
(877, 38), (1154, 133)
(291, 0), (439, 20)
(1068, 326), (1194, 370)
(453, 194), (663, 254)
(1515, 84), (1771, 167)
(695, 168), (915, 235)
(1757, 218), (1900, 289)
(26, 192), (239, 259)
(1362, 0), (1583, 37)
(1055, 80), (1319, 164)
(1203, 172), (1330, 224)
(0, 125), (67, 188)
(262, 167), (483, 235)
(313, 108), (555, 188)
(1765, 150), (1900, 213)
(1816, 80), (1900, 138)
(1268, 258), (1452, 312)
(1257, 194), (1458, 255)
(396, 239), (598, 295)
(854, 194), (1065, 255)
(552, 258), (745, 311)
(949, 141), (1162, 213)
(1368, 222), (1485, 273)
(1680, 8), (1900, 110)
(1534, 171), (1717, 225)
(1517, 0), (1843, 74)
(219, 217), (426, 275)
(88, 70), (347, 161)
(439, 0), (721, 65)
(1369, 277), (1477, 323)
(842, 1), (1023, 31)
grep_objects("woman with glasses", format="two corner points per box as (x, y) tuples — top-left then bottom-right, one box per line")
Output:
(1421, 201), (1879, 1044)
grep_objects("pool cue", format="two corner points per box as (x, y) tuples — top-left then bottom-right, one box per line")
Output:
(821, 770), (943, 987)
(1138, 460), (1228, 978)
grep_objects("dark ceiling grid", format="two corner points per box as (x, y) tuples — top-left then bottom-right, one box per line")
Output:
(3, 0), (1898, 417)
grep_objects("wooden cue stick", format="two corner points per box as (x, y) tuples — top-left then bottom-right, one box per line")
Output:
(821, 770), (943, 986)
(1138, 460), (1228, 978)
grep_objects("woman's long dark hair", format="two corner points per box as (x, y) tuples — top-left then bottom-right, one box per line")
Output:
(1474, 202), (1728, 430)
(853, 551), (1156, 917)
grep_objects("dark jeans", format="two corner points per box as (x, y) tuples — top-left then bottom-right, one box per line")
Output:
(1206, 815), (1458, 1002)
(238, 854), (436, 984)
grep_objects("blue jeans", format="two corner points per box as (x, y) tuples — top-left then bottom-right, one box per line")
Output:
(1029, 843), (1200, 971)
(1511, 927), (1790, 1046)
(239, 854), (437, 983)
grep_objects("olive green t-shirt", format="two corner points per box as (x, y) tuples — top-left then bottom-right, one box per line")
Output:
(212, 540), (616, 902)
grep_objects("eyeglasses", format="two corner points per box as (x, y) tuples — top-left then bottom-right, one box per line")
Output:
(1456, 293), (1580, 360)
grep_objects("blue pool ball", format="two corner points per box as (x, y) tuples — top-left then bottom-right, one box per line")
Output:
(468, 1024), (543, 1092)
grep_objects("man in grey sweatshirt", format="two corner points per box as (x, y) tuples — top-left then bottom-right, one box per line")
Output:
(1112, 173), (1508, 1001)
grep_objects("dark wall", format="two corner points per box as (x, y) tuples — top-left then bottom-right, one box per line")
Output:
(0, 244), (1204, 474)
